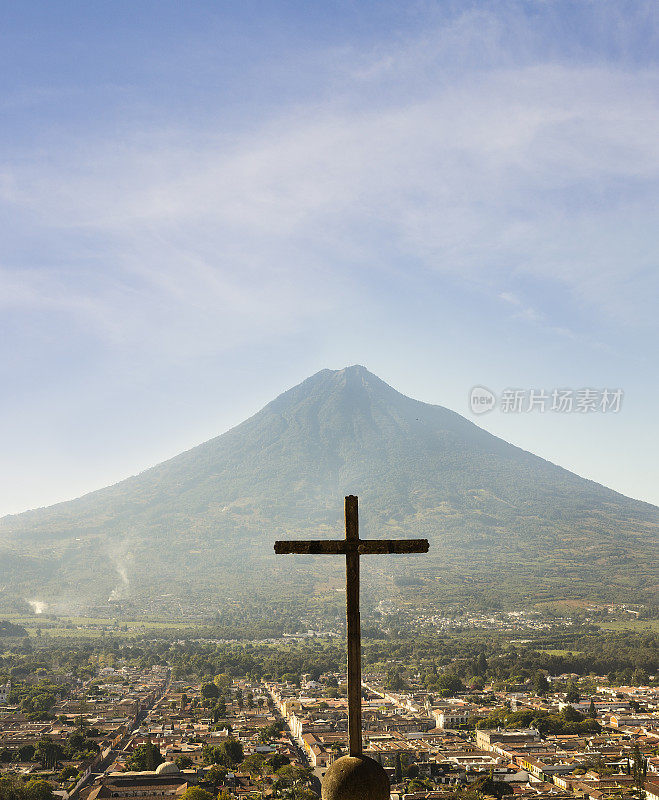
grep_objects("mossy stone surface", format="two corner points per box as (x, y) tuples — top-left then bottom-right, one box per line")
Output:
(321, 755), (390, 800)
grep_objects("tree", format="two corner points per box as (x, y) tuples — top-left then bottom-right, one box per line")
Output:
(201, 744), (224, 765)
(631, 743), (647, 800)
(0, 777), (56, 800)
(407, 778), (433, 792)
(175, 755), (194, 769)
(562, 705), (583, 723)
(566, 682), (580, 703)
(35, 737), (64, 769)
(242, 753), (266, 777)
(25, 780), (55, 800)
(294, 790), (318, 800)
(533, 672), (549, 696)
(394, 753), (403, 783)
(275, 764), (314, 800)
(385, 668), (405, 691)
(222, 739), (243, 767)
(259, 721), (284, 744)
(59, 765), (79, 782)
(436, 673), (463, 695)
(471, 770), (514, 798)
(203, 740), (243, 768)
(18, 744), (36, 762)
(588, 699), (597, 718)
(632, 669), (649, 686)
(475, 653), (488, 676)
(202, 683), (220, 700)
(214, 674), (232, 695)
(66, 729), (89, 757)
(203, 745), (224, 765)
(180, 789), (214, 800)
(396, 753), (416, 779)
(0, 774), (25, 800)
(267, 753), (290, 772)
(125, 741), (163, 771)
(205, 765), (227, 784)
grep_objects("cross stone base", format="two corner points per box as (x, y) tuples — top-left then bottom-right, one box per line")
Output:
(321, 755), (390, 800)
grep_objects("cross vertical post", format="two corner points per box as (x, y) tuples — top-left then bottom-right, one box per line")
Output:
(345, 495), (361, 756)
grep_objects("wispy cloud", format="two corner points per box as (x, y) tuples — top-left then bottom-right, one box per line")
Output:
(1, 7), (658, 366)
(498, 291), (545, 324)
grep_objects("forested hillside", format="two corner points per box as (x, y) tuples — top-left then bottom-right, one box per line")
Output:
(0, 366), (656, 618)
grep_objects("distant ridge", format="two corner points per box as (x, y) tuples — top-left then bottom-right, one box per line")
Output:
(1, 365), (656, 618)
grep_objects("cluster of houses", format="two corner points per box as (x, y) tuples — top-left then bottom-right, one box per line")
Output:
(267, 671), (659, 800)
(1, 655), (659, 800)
(0, 665), (169, 796)
(79, 676), (305, 799)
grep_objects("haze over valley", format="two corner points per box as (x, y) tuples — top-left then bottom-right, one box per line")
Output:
(1, 366), (655, 624)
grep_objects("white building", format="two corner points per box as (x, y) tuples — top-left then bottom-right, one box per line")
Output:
(434, 708), (470, 729)
(0, 682), (10, 703)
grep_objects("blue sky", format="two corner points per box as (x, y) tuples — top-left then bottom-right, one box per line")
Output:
(1, 0), (658, 514)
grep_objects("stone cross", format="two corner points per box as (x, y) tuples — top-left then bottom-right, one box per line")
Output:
(274, 495), (429, 757)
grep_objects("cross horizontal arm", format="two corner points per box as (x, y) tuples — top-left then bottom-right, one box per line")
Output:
(358, 539), (429, 555)
(274, 540), (347, 554)
(273, 538), (429, 555)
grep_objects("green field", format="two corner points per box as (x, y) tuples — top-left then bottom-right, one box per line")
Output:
(2, 611), (658, 642)
(598, 618), (659, 633)
(1, 613), (200, 639)
(537, 648), (584, 657)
